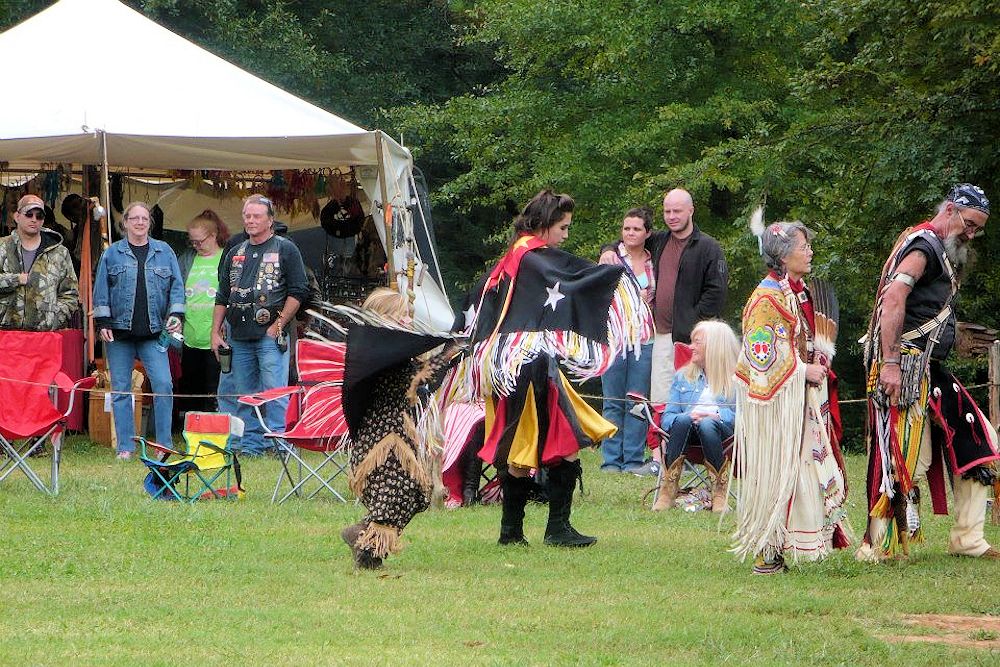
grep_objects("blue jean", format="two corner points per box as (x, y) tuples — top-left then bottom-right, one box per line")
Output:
(662, 414), (733, 470)
(216, 322), (237, 417)
(231, 336), (290, 454)
(106, 337), (173, 453)
(216, 363), (237, 416)
(600, 343), (652, 470)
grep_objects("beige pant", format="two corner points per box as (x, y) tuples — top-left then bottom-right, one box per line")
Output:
(650, 333), (675, 404)
(861, 415), (992, 558)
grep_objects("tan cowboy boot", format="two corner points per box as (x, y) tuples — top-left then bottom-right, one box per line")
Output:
(651, 456), (684, 511)
(706, 460), (731, 513)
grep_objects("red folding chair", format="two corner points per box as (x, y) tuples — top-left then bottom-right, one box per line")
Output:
(0, 330), (96, 495)
(239, 338), (350, 503)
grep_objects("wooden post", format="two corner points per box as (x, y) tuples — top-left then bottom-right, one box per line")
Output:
(991, 341), (1000, 525)
(990, 340), (1000, 429)
(374, 131), (396, 288)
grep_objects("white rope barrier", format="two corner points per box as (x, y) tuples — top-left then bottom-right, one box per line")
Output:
(0, 372), (989, 406)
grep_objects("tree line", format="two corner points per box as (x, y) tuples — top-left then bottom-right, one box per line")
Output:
(4, 0), (998, 447)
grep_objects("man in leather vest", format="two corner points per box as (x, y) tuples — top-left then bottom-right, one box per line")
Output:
(858, 183), (999, 562)
(212, 194), (308, 455)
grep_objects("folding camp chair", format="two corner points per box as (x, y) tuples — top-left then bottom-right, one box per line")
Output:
(630, 398), (735, 509)
(0, 330), (96, 496)
(137, 412), (244, 503)
(239, 338), (350, 503)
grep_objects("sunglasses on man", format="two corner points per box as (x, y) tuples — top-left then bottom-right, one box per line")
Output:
(20, 209), (44, 221)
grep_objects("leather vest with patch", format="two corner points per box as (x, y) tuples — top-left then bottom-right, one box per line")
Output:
(226, 236), (287, 326)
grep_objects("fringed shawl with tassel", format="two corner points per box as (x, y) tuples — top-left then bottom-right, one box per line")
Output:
(443, 236), (653, 468)
(732, 274), (850, 563)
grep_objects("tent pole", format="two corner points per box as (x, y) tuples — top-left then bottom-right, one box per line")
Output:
(98, 130), (112, 248)
(407, 169), (448, 299)
(375, 131), (396, 288)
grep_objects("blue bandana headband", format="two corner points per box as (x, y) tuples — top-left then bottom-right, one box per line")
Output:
(947, 183), (990, 215)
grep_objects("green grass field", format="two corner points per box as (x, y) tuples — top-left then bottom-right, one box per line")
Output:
(2, 438), (998, 665)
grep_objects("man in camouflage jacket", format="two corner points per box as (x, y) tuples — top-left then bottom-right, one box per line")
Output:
(0, 195), (79, 331)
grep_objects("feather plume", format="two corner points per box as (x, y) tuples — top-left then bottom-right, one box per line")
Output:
(749, 204), (766, 237)
(809, 278), (839, 361)
(309, 301), (461, 339)
(748, 203), (765, 255)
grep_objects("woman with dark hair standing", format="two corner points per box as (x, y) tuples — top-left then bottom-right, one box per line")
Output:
(598, 207), (655, 473)
(93, 202), (185, 459)
(449, 190), (653, 547)
(176, 210), (230, 419)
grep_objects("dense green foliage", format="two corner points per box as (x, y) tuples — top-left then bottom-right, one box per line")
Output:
(3, 1), (999, 444)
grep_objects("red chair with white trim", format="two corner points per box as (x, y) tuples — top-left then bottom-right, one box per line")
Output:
(0, 330), (96, 495)
(239, 338), (350, 503)
(440, 401), (501, 507)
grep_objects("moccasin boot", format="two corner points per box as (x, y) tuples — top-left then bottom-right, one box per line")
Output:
(341, 522), (383, 569)
(461, 448), (484, 506)
(498, 474), (532, 545)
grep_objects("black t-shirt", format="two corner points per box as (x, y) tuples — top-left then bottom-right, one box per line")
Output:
(112, 243), (153, 341)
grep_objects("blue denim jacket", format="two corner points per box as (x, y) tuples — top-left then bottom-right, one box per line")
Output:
(660, 370), (736, 431)
(93, 239), (185, 331)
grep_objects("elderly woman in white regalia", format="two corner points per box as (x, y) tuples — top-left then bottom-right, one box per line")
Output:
(732, 221), (850, 574)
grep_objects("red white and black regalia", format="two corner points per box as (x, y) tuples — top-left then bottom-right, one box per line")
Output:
(860, 223), (1000, 560)
(444, 234), (653, 472)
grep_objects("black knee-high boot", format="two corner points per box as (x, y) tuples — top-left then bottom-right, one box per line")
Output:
(499, 474), (532, 545)
(461, 448), (484, 507)
(544, 460), (597, 547)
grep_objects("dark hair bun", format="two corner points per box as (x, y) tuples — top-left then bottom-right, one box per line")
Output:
(514, 189), (575, 234)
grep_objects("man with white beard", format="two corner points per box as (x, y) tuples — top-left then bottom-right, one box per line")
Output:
(858, 183), (1000, 562)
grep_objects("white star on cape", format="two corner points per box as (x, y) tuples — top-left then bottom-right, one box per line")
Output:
(543, 282), (565, 311)
(463, 304), (477, 329)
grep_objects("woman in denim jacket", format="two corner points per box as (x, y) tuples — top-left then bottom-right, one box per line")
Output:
(654, 320), (738, 512)
(93, 202), (185, 459)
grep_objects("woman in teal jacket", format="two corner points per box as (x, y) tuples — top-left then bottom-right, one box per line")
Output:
(654, 320), (738, 511)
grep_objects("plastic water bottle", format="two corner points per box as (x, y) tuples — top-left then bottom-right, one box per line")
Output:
(156, 316), (184, 352)
(155, 329), (171, 353)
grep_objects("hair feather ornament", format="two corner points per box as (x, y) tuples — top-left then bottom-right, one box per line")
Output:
(748, 202), (766, 255)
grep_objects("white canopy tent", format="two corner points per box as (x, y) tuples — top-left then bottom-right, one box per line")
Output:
(0, 0), (452, 328)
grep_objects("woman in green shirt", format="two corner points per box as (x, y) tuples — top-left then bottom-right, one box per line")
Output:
(176, 210), (229, 419)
